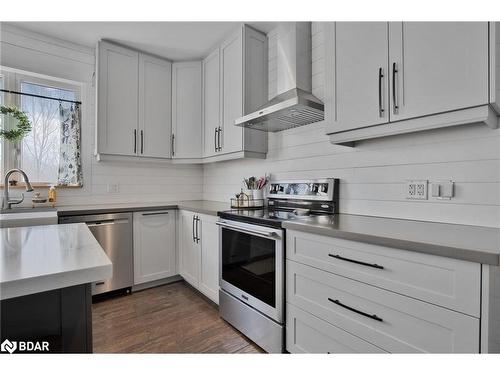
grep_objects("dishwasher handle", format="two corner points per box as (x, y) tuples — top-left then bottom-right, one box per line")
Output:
(86, 219), (129, 227)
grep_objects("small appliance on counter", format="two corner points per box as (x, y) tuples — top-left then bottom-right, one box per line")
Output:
(218, 178), (339, 353)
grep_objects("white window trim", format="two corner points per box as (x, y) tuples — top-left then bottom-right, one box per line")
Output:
(0, 66), (82, 184)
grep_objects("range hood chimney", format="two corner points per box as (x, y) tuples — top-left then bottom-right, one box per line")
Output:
(235, 22), (324, 132)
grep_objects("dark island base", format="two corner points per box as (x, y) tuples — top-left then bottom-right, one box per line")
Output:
(1, 283), (93, 353)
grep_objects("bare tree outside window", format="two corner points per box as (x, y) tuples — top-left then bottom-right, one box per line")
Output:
(20, 82), (76, 183)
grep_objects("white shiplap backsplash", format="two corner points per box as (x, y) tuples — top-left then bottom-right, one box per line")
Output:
(1, 23), (499, 227)
(203, 22), (500, 228)
(0, 24), (203, 206)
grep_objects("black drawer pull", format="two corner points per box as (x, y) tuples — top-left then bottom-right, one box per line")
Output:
(328, 253), (384, 269)
(328, 298), (383, 322)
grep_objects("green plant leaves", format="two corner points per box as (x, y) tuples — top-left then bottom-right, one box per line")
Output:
(0, 105), (32, 142)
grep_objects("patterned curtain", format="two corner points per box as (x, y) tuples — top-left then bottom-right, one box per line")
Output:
(58, 102), (83, 186)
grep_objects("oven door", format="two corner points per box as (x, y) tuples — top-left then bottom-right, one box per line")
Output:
(217, 219), (284, 323)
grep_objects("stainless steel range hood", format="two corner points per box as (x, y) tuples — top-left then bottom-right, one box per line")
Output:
(235, 22), (324, 132)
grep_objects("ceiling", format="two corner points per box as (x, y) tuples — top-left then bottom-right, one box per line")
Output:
(7, 22), (278, 60)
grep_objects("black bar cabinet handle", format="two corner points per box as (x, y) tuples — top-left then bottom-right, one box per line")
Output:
(140, 130), (144, 154)
(392, 62), (398, 114)
(378, 67), (384, 117)
(328, 298), (383, 322)
(171, 134), (175, 156)
(328, 253), (384, 270)
(133, 129), (137, 153)
(214, 127), (218, 152)
(195, 216), (200, 243)
(217, 126), (222, 151)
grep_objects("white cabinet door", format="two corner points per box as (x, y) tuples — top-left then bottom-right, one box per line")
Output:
(133, 210), (176, 285)
(139, 53), (172, 158)
(178, 210), (200, 288)
(325, 22), (389, 134)
(220, 30), (244, 154)
(202, 48), (221, 158)
(97, 41), (139, 156)
(172, 61), (202, 159)
(198, 214), (219, 304)
(389, 22), (489, 122)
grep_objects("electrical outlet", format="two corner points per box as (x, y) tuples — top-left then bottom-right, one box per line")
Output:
(107, 184), (119, 193)
(406, 180), (428, 200)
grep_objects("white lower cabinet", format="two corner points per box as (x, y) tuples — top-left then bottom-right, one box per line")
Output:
(133, 210), (176, 285)
(198, 214), (219, 303)
(178, 210), (201, 287)
(286, 304), (386, 354)
(286, 261), (479, 353)
(286, 231), (482, 353)
(178, 210), (219, 304)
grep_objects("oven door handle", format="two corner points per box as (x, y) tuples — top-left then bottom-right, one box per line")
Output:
(216, 221), (279, 239)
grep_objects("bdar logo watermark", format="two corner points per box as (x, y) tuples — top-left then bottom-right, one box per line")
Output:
(1, 340), (17, 354)
(1, 339), (49, 354)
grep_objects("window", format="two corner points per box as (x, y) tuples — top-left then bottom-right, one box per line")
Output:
(20, 82), (76, 183)
(0, 69), (81, 185)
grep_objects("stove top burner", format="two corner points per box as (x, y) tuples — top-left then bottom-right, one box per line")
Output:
(218, 208), (330, 228)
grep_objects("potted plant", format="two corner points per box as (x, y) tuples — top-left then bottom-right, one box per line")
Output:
(0, 105), (32, 183)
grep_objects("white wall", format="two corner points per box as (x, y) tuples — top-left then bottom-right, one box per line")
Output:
(203, 22), (500, 228)
(0, 24), (203, 206)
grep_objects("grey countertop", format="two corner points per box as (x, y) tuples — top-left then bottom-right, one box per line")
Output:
(0, 223), (112, 300)
(32, 201), (500, 265)
(57, 200), (231, 217)
(283, 214), (500, 265)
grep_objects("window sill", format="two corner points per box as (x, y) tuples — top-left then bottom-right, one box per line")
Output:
(0, 183), (82, 189)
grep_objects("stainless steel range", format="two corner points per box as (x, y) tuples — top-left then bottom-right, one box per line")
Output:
(217, 178), (339, 353)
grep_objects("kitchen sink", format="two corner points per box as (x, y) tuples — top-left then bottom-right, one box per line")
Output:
(0, 207), (57, 215)
(0, 208), (58, 228)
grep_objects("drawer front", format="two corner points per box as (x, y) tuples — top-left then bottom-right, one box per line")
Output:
(286, 260), (480, 353)
(286, 303), (386, 353)
(286, 230), (481, 317)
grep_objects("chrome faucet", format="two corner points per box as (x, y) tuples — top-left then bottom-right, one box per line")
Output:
(2, 169), (34, 210)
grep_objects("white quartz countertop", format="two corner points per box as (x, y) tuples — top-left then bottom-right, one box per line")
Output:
(0, 223), (112, 300)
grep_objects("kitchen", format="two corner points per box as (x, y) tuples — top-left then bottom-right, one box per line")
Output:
(1, 1), (500, 372)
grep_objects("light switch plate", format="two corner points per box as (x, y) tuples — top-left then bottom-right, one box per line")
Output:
(432, 180), (454, 200)
(406, 180), (428, 200)
(107, 184), (119, 193)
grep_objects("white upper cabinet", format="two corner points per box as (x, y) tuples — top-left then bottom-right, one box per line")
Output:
(388, 22), (489, 122)
(202, 48), (221, 158)
(133, 210), (176, 285)
(97, 41), (139, 156)
(97, 41), (172, 158)
(325, 22), (499, 143)
(139, 53), (172, 158)
(202, 24), (268, 161)
(172, 61), (202, 159)
(325, 22), (389, 133)
(220, 30), (244, 154)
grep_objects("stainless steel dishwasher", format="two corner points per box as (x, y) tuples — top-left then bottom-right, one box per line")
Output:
(59, 212), (133, 296)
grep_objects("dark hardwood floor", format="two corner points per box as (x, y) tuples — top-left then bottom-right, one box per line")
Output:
(92, 281), (264, 353)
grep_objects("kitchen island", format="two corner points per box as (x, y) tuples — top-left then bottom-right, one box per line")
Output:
(0, 223), (112, 353)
